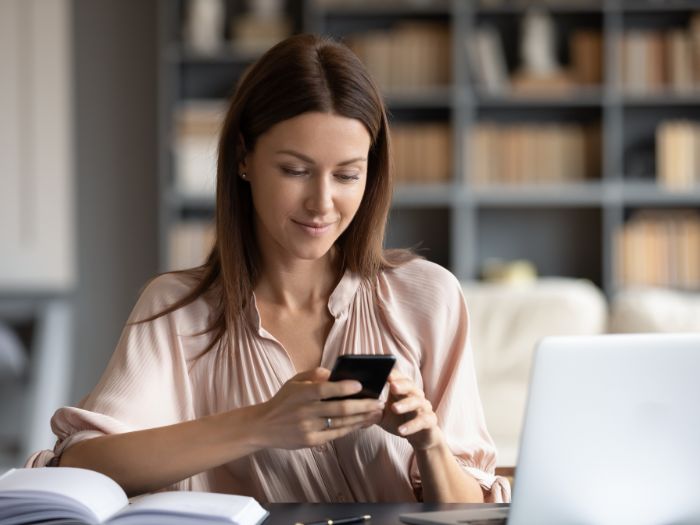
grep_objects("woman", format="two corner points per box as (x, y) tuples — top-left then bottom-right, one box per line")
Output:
(27, 34), (510, 503)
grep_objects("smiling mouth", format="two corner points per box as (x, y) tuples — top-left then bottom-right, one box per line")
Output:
(292, 219), (335, 236)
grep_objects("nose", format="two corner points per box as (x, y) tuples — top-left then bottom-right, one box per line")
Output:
(304, 173), (334, 215)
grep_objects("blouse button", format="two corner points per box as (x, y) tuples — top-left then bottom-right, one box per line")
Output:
(314, 444), (328, 453)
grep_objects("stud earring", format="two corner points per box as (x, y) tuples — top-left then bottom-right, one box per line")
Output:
(240, 172), (247, 180)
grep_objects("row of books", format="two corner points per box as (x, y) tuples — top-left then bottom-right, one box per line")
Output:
(466, 123), (601, 185)
(616, 211), (700, 289)
(392, 123), (451, 183)
(347, 22), (451, 91)
(619, 14), (700, 93)
(467, 27), (603, 94)
(656, 120), (700, 191)
(169, 221), (215, 271)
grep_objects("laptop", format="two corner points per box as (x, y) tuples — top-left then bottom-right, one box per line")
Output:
(401, 334), (700, 525)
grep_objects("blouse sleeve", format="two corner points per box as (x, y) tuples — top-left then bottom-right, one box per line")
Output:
(24, 274), (200, 488)
(378, 260), (511, 503)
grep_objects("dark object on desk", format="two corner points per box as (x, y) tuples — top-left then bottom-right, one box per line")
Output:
(295, 513), (371, 525)
(400, 508), (508, 525)
(326, 354), (395, 400)
(264, 504), (508, 525)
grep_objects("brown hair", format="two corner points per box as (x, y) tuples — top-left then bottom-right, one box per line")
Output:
(137, 34), (414, 354)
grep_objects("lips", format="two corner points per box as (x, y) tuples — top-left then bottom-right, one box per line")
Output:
(292, 219), (336, 236)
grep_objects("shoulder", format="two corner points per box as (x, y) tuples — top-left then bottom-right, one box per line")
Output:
(376, 258), (465, 320)
(128, 271), (204, 322)
(380, 258), (463, 301)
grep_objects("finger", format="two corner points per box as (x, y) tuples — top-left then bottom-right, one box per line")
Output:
(319, 398), (384, 417)
(390, 377), (422, 397)
(292, 367), (331, 383)
(314, 420), (374, 444)
(388, 369), (404, 381)
(320, 410), (383, 431)
(317, 379), (363, 400)
(398, 412), (437, 436)
(392, 396), (429, 415)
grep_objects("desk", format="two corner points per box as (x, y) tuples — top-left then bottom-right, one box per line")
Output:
(263, 503), (509, 525)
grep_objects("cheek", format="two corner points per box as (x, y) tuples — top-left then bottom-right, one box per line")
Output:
(251, 179), (298, 218)
(346, 182), (367, 216)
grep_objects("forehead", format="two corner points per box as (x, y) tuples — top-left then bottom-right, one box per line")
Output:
(256, 112), (371, 160)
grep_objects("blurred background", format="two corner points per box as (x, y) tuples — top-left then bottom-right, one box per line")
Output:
(2, 0), (700, 472)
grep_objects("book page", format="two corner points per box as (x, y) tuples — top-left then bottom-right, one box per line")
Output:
(111, 491), (268, 525)
(0, 468), (128, 524)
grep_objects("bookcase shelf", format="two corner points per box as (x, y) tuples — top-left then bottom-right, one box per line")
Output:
(158, 0), (700, 295)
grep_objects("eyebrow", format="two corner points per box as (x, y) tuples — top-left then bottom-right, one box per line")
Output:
(275, 149), (367, 166)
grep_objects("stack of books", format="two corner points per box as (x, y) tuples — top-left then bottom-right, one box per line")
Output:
(392, 123), (452, 183)
(616, 210), (700, 289)
(619, 13), (700, 94)
(656, 120), (700, 191)
(347, 22), (451, 91)
(466, 123), (601, 185)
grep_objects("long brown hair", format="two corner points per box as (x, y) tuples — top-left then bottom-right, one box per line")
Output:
(137, 34), (414, 354)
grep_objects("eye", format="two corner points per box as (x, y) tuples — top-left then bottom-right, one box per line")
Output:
(280, 166), (308, 177)
(335, 172), (361, 182)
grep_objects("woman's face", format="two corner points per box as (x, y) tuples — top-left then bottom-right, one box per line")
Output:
(243, 111), (370, 265)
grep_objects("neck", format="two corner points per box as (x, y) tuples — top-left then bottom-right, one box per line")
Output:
(254, 249), (342, 312)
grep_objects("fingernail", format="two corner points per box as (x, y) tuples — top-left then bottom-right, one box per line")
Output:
(352, 381), (362, 391)
(399, 425), (407, 435)
(376, 401), (385, 410)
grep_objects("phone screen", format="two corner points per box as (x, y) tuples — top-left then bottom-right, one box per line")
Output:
(326, 354), (396, 400)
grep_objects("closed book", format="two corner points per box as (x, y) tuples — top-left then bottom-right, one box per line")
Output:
(0, 467), (269, 525)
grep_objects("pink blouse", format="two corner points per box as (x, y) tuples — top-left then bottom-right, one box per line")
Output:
(26, 259), (510, 503)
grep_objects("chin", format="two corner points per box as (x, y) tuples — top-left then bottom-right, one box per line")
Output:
(287, 241), (337, 261)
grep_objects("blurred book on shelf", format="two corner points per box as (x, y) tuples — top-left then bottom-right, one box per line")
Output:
(346, 22), (451, 91)
(569, 29), (603, 85)
(230, 0), (292, 54)
(173, 101), (225, 198)
(477, 0), (603, 6)
(619, 13), (700, 94)
(616, 210), (700, 289)
(467, 24), (603, 95)
(169, 221), (215, 272)
(183, 0), (226, 55)
(656, 120), (700, 191)
(313, 0), (449, 7)
(466, 27), (510, 93)
(393, 123), (451, 183)
(466, 123), (601, 185)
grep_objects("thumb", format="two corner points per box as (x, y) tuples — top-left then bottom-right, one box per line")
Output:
(292, 367), (331, 383)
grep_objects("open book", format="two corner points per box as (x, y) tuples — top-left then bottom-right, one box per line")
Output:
(0, 467), (269, 525)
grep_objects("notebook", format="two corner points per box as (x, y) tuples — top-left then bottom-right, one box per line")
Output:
(401, 333), (700, 525)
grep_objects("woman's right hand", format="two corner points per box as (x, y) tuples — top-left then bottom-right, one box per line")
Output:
(249, 367), (384, 450)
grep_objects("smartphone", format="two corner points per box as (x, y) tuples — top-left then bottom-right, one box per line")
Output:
(326, 354), (396, 400)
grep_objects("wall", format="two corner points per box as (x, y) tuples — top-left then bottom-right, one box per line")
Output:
(71, 0), (159, 400)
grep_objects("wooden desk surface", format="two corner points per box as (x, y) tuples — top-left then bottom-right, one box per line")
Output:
(263, 503), (509, 525)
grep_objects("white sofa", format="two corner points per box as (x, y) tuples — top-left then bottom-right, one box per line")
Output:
(461, 278), (700, 467)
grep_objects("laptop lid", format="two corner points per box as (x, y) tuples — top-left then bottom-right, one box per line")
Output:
(508, 334), (700, 525)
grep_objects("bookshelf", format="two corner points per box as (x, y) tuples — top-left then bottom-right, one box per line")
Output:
(158, 0), (700, 295)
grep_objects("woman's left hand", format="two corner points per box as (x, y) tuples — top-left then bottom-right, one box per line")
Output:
(379, 370), (444, 450)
